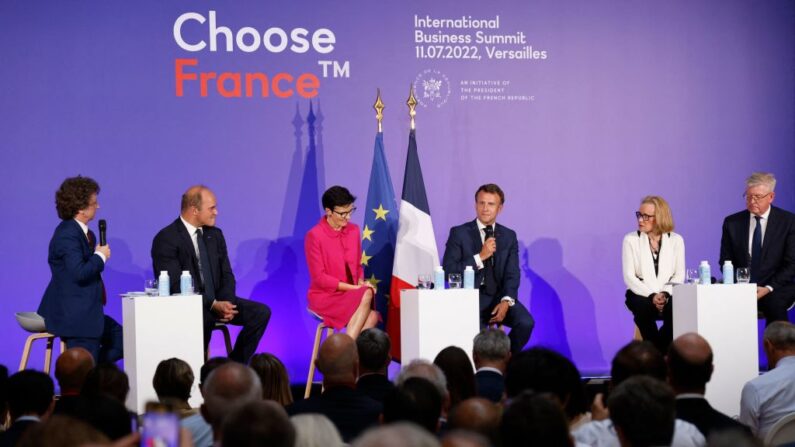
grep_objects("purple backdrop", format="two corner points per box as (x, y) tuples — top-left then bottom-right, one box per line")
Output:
(1, 0), (793, 380)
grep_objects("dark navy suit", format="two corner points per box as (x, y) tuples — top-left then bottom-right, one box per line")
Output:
(37, 219), (122, 363)
(720, 206), (795, 323)
(151, 218), (271, 363)
(443, 220), (534, 353)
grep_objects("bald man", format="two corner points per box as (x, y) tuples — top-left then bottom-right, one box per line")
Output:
(667, 333), (750, 437)
(152, 185), (271, 363)
(200, 362), (262, 444)
(53, 347), (94, 415)
(287, 334), (381, 442)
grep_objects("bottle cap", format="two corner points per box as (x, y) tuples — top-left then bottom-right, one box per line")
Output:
(160, 270), (168, 275)
(699, 261), (709, 266)
(182, 270), (190, 274)
(435, 266), (444, 271)
(723, 260), (732, 265)
(465, 266), (473, 271)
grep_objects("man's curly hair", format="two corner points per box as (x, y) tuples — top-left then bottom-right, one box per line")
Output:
(55, 176), (100, 220)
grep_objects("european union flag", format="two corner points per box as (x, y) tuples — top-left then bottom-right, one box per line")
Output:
(362, 132), (398, 327)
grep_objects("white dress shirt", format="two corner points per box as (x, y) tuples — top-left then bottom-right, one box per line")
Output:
(739, 355), (795, 438)
(748, 206), (771, 258)
(180, 216), (201, 258)
(572, 418), (705, 447)
(472, 219), (514, 305)
(74, 219), (106, 263)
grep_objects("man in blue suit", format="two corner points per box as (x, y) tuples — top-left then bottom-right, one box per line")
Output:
(443, 184), (534, 354)
(38, 176), (123, 363)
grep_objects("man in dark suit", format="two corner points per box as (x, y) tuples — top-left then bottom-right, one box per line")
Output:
(37, 176), (123, 363)
(443, 184), (534, 353)
(668, 333), (751, 437)
(356, 328), (395, 403)
(151, 185), (270, 363)
(0, 370), (55, 447)
(473, 328), (510, 403)
(287, 333), (382, 442)
(720, 172), (795, 324)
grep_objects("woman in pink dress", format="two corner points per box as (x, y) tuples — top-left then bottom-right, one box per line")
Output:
(305, 186), (378, 339)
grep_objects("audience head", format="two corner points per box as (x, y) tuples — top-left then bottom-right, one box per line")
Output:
(17, 415), (109, 447)
(81, 363), (130, 404)
(357, 328), (392, 374)
(201, 362), (262, 434)
(317, 333), (359, 386)
(447, 398), (500, 445)
(501, 391), (573, 447)
(433, 346), (476, 409)
(611, 341), (666, 386)
(667, 333), (713, 394)
(504, 347), (587, 420)
(55, 175), (100, 220)
(7, 369), (54, 420)
(221, 400), (295, 447)
(608, 376), (675, 447)
(384, 377), (443, 434)
(472, 328), (511, 371)
(354, 422), (441, 447)
(200, 357), (232, 391)
(441, 430), (491, 447)
(745, 172), (776, 216)
(291, 414), (344, 447)
(152, 357), (194, 404)
(762, 321), (795, 367)
(638, 196), (674, 234)
(396, 359), (448, 408)
(249, 353), (293, 406)
(55, 347), (95, 395)
(72, 394), (133, 440)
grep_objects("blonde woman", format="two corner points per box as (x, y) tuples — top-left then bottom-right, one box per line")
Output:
(622, 196), (685, 352)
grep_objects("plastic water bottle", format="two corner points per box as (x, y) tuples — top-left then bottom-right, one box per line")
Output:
(434, 266), (445, 290)
(158, 271), (170, 296)
(698, 261), (711, 285)
(722, 261), (734, 284)
(464, 266), (475, 289)
(180, 270), (193, 295)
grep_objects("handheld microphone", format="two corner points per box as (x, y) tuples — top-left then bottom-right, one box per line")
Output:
(484, 225), (495, 266)
(98, 219), (107, 246)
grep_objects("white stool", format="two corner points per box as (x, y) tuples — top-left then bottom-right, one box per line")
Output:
(304, 309), (334, 399)
(15, 312), (65, 374)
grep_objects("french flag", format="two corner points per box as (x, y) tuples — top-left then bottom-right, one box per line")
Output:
(387, 128), (439, 360)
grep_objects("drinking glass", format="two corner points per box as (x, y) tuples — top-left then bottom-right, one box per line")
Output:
(685, 268), (700, 284)
(417, 274), (432, 289)
(736, 268), (751, 284)
(448, 273), (462, 289)
(144, 279), (159, 296)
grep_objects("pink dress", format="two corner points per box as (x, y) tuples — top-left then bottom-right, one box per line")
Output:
(305, 216), (367, 329)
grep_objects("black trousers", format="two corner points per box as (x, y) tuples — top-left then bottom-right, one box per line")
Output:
(203, 297), (271, 363)
(63, 315), (124, 364)
(625, 290), (672, 353)
(479, 298), (535, 354)
(758, 283), (795, 325)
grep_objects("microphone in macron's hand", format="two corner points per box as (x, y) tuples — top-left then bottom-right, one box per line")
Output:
(99, 219), (107, 246)
(484, 225), (495, 266)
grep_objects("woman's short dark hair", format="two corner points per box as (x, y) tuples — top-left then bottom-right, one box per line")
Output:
(322, 186), (356, 211)
(55, 176), (100, 220)
(152, 358), (194, 403)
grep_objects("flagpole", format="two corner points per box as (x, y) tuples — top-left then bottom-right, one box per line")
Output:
(407, 84), (417, 130)
(374, 88), (385, 133)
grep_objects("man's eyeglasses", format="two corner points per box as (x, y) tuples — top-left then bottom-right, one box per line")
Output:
(332, 207), (357, 218)
(743, 192), (772, 203)
(635, 212), (654, 222)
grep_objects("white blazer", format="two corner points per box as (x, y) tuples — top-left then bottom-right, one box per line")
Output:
(622, 231), (685, 297)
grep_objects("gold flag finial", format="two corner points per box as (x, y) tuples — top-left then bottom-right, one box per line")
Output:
(374, 88), (385, 133)
(407, 84), (417, 130)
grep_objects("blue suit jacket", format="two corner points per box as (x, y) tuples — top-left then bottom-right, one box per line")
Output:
(442, 220), (520, 311)
(38, 220), (105, 338)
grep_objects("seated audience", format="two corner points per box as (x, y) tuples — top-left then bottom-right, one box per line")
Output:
(609, 376), (676, 447)
(472, 328), (510, 403)
(501, 391), (574, 447)
(16, 415), (108, 447)
(356, 328), (395, 403)
(71, 394), (132, 441)
(201, 362), (262, 447)
(441, 430), (491, 447)
(504, 347), (589, 427)
(291, 414), (344, 447)
(667, 333), (750, 436)
(81, 363), (130, 404)
(184, 357), (230, 447)
(397, 359), (450, 422)
(447, 397), (500, 445)
(434, 346), (476, 410)
(740, 321), (795, 438)
(249, 353), (293, 406)
(221, 400), (295, 447)
(53, 347), (94, 415)
(287, 333), (381, 442)
(384, 377), (443, 434)
(0, 370), (54, 447)
(152, 358), (197, 418)
(354, 422), (441, 447)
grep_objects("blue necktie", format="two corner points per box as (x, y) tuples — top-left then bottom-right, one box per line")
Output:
(197, 228), (216, 300)
(751, 215), (762, 283)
